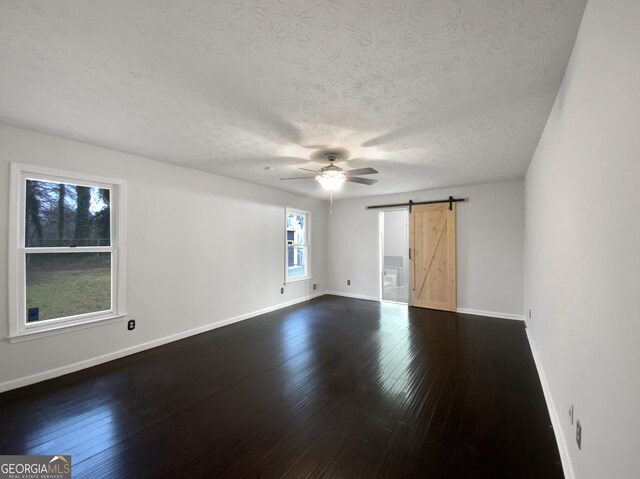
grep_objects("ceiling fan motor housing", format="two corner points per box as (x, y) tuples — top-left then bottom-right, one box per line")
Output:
(322, 152), (343, 173)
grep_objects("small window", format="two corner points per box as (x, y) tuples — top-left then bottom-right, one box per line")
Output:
(285, 208), (310, 282)
(8, 163), (126, 340)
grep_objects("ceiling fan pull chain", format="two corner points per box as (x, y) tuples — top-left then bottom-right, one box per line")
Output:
(329, 192), (333, 214)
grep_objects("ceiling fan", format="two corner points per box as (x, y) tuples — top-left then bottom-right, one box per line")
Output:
(280, 152), (378, 191)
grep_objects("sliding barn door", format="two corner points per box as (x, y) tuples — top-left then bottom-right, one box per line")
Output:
(409, 203), (456, 311)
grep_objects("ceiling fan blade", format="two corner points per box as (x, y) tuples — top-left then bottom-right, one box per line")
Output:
(347, 177), (377, 185)
(280, 176), (315, 180)
(346, 167), (378, 176)
(298, 167), (321, 173)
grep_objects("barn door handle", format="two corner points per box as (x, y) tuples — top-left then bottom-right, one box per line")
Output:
(409, 248), (412, 260)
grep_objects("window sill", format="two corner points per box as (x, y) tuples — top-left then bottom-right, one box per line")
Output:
(6, 313), (127, 344)
(285, 276), (311, 284)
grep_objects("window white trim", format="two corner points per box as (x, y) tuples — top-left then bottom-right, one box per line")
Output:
(284, 207), (311, 283)
(8, 163), (127, 340)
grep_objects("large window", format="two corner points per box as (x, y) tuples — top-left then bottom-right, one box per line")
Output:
(8, 163), (126, 341)
(285, 208), (310, 282)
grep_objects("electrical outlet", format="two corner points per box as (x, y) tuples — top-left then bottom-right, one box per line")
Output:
(313, 283), (317, 290)
(576, 420), (582, 449)
(281, 287), (284, 294)
(347, 280), (351, 286)
(569, 402), (574, 425)
(127, 319), (135, 331)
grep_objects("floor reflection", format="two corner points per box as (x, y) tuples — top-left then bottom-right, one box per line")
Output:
(23, 403), (119, 463)
(376, 302), (411, 391)
(278, 310), (318, 397)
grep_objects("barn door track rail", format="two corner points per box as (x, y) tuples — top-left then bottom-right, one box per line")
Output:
(366, 196), (468, 212)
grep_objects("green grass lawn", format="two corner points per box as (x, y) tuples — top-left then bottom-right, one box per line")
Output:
(26, 265), (111, 321)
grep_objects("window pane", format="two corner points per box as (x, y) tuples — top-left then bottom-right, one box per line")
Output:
(26, 252), (112, 322)
(287, 245), (307, 278)
(25, 179), (111, 247)
(286, 212), (306, 245)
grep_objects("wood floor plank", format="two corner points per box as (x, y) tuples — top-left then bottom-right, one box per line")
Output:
(0, 296), (563, 478)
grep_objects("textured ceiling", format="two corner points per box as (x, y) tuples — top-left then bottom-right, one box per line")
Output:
(0, 0), (586, 199)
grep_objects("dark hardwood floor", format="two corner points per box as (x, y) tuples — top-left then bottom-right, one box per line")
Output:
(0, 295), (563, 478)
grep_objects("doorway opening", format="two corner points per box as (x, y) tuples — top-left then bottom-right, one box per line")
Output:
(380, 210), (409, 303)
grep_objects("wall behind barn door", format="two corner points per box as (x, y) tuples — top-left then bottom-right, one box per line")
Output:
(327, 180), (524, 320)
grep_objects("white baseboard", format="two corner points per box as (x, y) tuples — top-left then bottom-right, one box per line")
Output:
(456, 307), (525, 321)
(324, 296), (525, 321)
(526, 328), (574, 479)
(0, 291), (325, 393)
(325, 291), (379, 302)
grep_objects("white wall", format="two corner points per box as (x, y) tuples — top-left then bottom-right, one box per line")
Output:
(0, 124), (327, 390)
(327, 180), (524, 319)
(525, 0), (640, 477)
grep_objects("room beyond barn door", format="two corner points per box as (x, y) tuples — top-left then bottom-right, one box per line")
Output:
(409, 203), (456, 311)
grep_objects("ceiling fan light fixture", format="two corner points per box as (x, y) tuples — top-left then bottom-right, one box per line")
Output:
(280, 149), (377, 193)
(316, 171), (346, 191)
